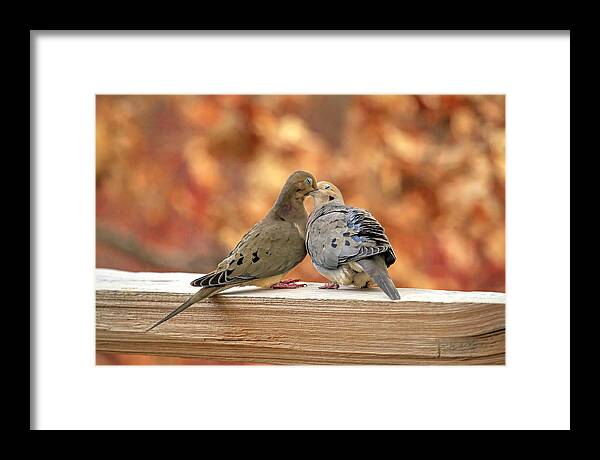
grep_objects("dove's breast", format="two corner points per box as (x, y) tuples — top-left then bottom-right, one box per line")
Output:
(268, 219), (308, 268)
(314, 260), (372, 288)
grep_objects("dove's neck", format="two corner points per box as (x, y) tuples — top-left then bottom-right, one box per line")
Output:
(271, 196), (308, 228)
(312, 197), (344, 210)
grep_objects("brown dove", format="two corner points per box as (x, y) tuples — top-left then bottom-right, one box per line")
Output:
(306, 181), (401, 300)
(147, 170), (318, 331)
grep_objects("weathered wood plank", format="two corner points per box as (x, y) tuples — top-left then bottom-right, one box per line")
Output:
(96, 269), (506, 364)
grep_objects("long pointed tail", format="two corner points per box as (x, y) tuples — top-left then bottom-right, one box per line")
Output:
(146, 286), (224, 332)
(357, 256), (401, 300)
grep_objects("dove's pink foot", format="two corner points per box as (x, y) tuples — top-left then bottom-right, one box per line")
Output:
(271, 278), (307, 289)
(319, 282), (340, 289)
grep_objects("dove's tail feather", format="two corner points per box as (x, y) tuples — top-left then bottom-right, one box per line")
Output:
(357, 256), (401, 301)
(146, 286), (225, 332)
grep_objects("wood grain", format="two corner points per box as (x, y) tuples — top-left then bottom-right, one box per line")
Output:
(96, 269), (506, 364)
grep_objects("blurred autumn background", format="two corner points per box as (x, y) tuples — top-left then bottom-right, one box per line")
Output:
(96, 95), (505, 365)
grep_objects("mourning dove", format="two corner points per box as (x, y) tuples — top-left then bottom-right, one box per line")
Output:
(147, 170), (318, 331)
(306, 181), (401, 300)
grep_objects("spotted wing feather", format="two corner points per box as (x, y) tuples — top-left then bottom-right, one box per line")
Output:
(191, 218), (306, 288)
(307, 204), (396, 271)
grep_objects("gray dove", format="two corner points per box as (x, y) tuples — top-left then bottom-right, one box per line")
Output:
(306, 181), (401, 300)
(147, 170), (318, 331)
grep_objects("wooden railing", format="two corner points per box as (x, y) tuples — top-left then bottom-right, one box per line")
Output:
(96, 269), (505, 364)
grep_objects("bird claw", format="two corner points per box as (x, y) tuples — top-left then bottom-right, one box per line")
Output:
(271, 279), (307, 289)
(318, 282), (340, 289)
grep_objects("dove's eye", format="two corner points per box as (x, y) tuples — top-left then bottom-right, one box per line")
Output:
(305, 177), (313, 186)
(324, 184), (331, 190)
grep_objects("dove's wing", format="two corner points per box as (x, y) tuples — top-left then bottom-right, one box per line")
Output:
(192, 217), (306, 288)
(307, 204), (396, 271)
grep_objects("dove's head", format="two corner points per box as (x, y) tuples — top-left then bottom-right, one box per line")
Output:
(310, 181), (345, 208)
(273, 170), (318, 219)
(282, 170), (318, 200)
